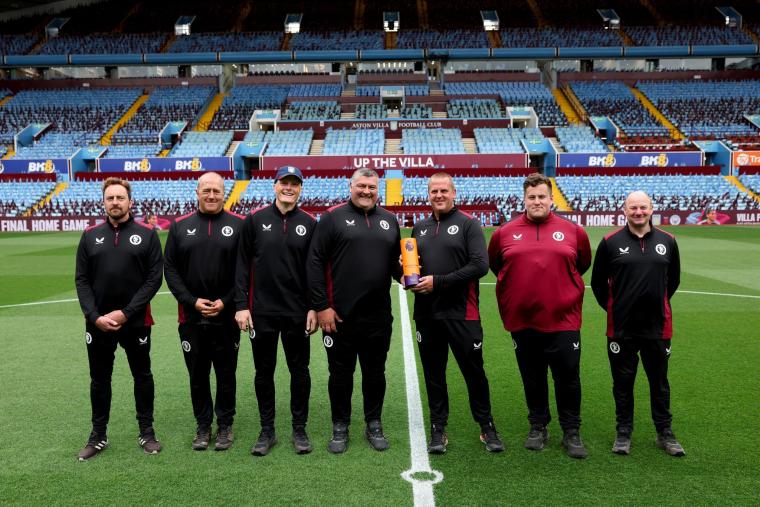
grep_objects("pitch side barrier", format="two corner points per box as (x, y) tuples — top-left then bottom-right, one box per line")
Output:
(4, 45), (760, 67)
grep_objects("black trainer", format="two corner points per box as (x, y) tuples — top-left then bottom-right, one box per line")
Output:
(138, 427), (162, 455)
(479, 422), (505, 453)
(215, 425), (234, 451)
(292, 425), (313, 454)
(561, 429), (588, 459)
(78, 431), (108, 461)
(192, 425), (211, 451)
(365, 420), (390, 451)
(656, 428), (685, 457)
(612, 431), (631, 455)
(327, 422), (349, 454)
(524, 424), (549, 451)
(427, 424), (448, 454)
(251, 427), (277, 456)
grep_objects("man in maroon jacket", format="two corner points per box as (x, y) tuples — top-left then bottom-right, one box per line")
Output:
(488, 173), (591, 459)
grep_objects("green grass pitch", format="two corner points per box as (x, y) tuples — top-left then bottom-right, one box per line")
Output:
(0, 226), (759, 506)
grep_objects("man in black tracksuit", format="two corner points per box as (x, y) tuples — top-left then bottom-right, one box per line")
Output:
(75, 177), (163, 461)
(164, 172), (243, 451)
(591, 190), (685, 457)
(234, 166), (318, 456)
(307, 168), (401, 453)
(410, 173), (504, 454)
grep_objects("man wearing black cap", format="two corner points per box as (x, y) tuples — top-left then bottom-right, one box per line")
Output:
(307, 168), (402, 453)
(235, 166), (318, 456)
(164, 172), (244, 451)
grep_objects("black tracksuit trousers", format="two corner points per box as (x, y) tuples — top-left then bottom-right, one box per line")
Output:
(415, 319), (494, 427)
(607, 337), (673, 433)
(179, 321), (240, 428)
(85, 324), (155, 435)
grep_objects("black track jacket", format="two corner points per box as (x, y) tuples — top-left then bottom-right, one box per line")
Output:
(307, 200), (401, 321)
(411, 207), (488, 321)
(234, 203), (316, 318)
(591, 225), (680, 340)
(164, 209), (244, 324)
(75, 215), (163, 327)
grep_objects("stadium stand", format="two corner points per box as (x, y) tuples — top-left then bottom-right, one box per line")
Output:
(322, 128), (384, 155)
(570, 81), (669, 137)
(263, 129), (313, 156)
(499, 28), (622, 47)
(473, 128), (537, 154)
(290, 31), (383, 50)
(37, 34), (167, 54)
(288, 84), (342, 97)
(0, 180), (57, 217)
(397, 29), (489, 49)
(38, 178), (234, 217)
(402, 128), (465, 154)
(356, 85), (429, 96)
(447, 99), (503, 119)
(209, 85), (290, 130)
(626, 26), (754, 46)
(283, 101), (341, 120)
(443, 82), (567, 126)
(403, 175), (524, 218)
(0, 88), (142, 145)
(169, 131), (234, 158)
(111, 86), (215, 144)
(13, 132), (100, 159)
(103, 144), (161, 159)
(636, 80), (760, 142)
(0, 35), (37, 55)
(739, 174), (760, 195)
(557, 175), (759, 212)
(169, 32), (283, 52)
(555, 125), (608, 153)
(232, 175), (387, 212)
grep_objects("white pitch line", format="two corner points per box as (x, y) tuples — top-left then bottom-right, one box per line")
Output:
(0, 290), (173, 309)
(479, 283), (760, 300)
(398, 285), (443, 507)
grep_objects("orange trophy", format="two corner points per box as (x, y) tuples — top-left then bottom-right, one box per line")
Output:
(401, 238), (420, 287)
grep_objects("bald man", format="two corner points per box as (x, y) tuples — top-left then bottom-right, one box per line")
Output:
(591, 191), (685, 457)
(165, 172), (244, 451)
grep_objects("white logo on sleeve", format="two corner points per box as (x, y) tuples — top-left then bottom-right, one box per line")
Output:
(323, 335), (334, 348)
(262, 224), (272, 231)
(447, 225), (459, 235)
(552, 231), (565, 241)
(249, 329), (256, 340)
(473, 341), (483, 350)
(512, 339), (517, 350)
(416, 331), (422, 343)
(129, 234), (142, 245)
(572, 341), (580, 351)
(186, 228), (196, 236)
(619, 247), (630, 255)
(512, 233), (522, 240)
(609, 342), (621, 354)
(295, 224), (307, 236)
(345, 219), (355, 227)
(419, 229), (427, 236)
(85, 332), (92, 344)
(138, 336), (148, 345)
(656, 244), (667, 255)
(665, 347), (671, 356)
(221, 226), (234, 237)
(379, 219), (390, 230)
(181, 340), (191, 352)
(95, 237), (104, 245)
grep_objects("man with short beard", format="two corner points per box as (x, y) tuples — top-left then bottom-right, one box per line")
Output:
(75, 177), (163, 461)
